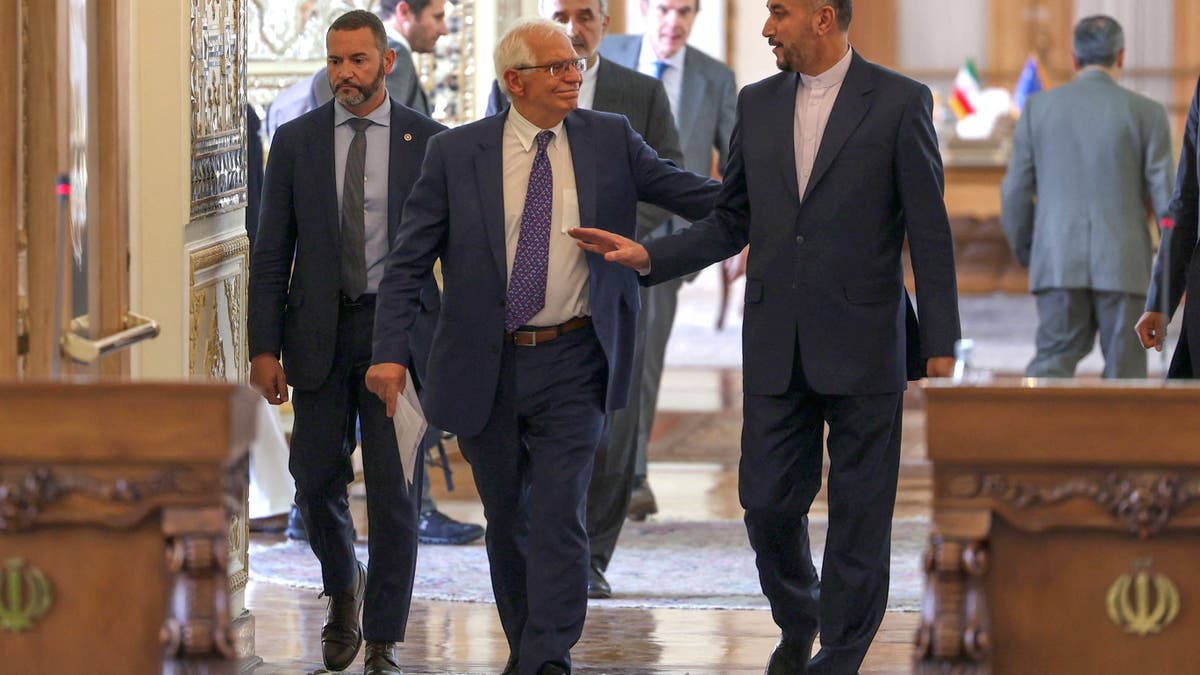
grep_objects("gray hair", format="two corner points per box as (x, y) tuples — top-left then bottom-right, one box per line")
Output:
(1074, 15), (1124, 68)
(539, 0), (608, 16)
(494, 18), (571, 100)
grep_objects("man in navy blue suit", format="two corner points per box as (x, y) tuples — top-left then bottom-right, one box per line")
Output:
(366, 19), (719, 675)
(572, 1), (960, 672)
(248, 10), (443, 674)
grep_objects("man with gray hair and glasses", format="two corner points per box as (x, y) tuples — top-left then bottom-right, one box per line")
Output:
(366, 18), (718, 675)
(1002, 14), (1174, 379)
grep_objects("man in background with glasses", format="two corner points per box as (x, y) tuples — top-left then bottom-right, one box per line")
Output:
(485, 0), (684, 602)
(367, 19), (718, 675)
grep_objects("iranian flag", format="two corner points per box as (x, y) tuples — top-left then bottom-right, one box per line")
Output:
(948, 60), (981, 119)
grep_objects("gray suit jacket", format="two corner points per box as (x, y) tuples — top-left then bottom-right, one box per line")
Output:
(314, 38), (430, 117)
(486, 56), (684, 238)
(1001, 69), (1174, 295)
(599, 34), (736, 233)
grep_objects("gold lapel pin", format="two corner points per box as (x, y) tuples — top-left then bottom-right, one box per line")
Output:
(403, 133), (414, 142)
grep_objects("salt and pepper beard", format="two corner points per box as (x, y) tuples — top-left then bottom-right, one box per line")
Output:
(333, 59), (387, 107)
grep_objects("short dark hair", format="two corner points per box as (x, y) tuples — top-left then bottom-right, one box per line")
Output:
(378, 0), (434, 20)
(328, 9), (389, 54)
(1073, 15), (1124, 68)
(816, 0), (852, 32)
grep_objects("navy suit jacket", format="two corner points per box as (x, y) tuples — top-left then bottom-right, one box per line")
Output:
(372, 108), (720, 436)
(1148, 76), (1200, 377)
(248, 99), (446, 391)
(644, 52), (960, 396)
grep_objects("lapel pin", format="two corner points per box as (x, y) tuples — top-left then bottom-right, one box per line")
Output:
(403, 133), (414, 142)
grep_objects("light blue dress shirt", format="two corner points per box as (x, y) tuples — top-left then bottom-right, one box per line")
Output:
(334, 99), (391, 294)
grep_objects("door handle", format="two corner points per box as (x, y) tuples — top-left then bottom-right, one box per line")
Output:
(60, 311), (161, 364)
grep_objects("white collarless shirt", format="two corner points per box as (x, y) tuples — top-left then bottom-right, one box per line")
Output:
(794, 46), (853, 200)
(502, 106), (589, 326)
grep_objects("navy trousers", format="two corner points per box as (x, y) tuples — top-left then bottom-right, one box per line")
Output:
(740, 338), (903, 675)
(457, 325), (607, 675)
(289, 295), (424, 642)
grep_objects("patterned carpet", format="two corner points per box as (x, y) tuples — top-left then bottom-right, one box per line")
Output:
(250, 516), (928, 611)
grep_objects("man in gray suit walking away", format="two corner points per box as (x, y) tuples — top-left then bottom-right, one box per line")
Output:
(598, 0), (736, 520)
(1001, 15), (1174, 379)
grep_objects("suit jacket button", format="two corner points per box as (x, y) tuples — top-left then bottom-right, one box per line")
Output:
(795, 235), (805, 245)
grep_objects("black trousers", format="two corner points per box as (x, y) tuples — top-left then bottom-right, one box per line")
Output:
(457, 326), (607, 675)
(289, 296), (423, 642)
(740, 340), (903, 675)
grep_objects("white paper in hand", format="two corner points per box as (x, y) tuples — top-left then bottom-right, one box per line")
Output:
(391, 373), (428, 491)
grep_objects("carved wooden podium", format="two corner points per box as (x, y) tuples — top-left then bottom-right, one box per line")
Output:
(915, 380), (1200, 673)
(0, 383), (258, 673)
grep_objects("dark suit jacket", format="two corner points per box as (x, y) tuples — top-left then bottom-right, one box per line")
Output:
(485, 56), (683, 238)
(1148, 76), (1200, 378)
(643, 52), (960, 396)
(248, 99), (446, 391)
(372, 109), (720, 436)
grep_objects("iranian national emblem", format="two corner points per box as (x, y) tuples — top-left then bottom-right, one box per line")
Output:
(1106, 559), (1181, 636)
(0, 558), (53, 632)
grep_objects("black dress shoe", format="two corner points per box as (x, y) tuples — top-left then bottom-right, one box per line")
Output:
(537, 662), (568, 675)
(285, 504), (308, 541)
(321, 560), (366, 671)
(764, 635), (814, 675)
(499, 654), (518, 675)
(417, 509), (485, 545)
(587, 561), (611, 599)
(364, 641), (402, 674)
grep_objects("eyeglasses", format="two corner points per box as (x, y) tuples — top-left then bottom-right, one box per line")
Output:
(513, 58), (588, 78)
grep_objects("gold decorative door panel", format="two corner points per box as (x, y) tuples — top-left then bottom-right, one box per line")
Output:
(192, 0), (248, 219)
(188, 236), (249, 383)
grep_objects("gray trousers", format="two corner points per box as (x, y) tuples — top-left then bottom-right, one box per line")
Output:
(1027, 288), (1146, 379)
(587, 275), (683, 570)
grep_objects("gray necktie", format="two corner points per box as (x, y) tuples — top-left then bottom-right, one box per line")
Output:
(341, 117), (371, 300)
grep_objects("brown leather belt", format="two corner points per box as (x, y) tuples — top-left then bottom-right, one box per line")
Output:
(506, 316), (592, 347)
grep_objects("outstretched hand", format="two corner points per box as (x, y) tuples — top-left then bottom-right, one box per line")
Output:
(568, 227), (651, 271)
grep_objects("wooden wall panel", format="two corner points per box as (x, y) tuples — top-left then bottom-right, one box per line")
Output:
(849, 0), (897, 70)
(0, 0), (18, 378)
(96, 0), (130, 377)
(24, 0), (68, 378)
(1175, 0), (1200, 136)
(987, 0), (1074, 86)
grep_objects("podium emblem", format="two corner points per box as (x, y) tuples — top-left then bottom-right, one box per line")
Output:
(1106, 559), (1180, 636)
(0, 558), (53, 632)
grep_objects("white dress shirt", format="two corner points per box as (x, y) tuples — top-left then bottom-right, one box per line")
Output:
(795, 46), (853, 200)
(635, 39), (685, 124)
(502, 106), (590, 326)
(579, 57), (600, 111)
(333, 98), (392, 293)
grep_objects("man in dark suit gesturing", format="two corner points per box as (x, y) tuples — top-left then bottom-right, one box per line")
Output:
(367, 19), (718, 675)
(248, 10), (444, 674)
(571, 2), (960, 672)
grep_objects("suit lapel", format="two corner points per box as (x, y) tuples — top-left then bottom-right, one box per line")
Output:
(313, 103), (340, 243)
(474, 114), (508, 286)
(386, 102), (412, 244)
(564, 112), (597, 231)
(677, 48), (706, 132)
(592, 57), (620, 111)
(771, 74), (801, 206)
(805, 52), (874, 202)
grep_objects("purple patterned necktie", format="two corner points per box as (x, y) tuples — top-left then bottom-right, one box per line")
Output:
(505, 129), (555, 332)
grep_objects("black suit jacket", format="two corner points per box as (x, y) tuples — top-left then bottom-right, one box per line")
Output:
(248, 99), (446, 390)
(644, 52), (960, 396)
(1148, 76), (1200, 377)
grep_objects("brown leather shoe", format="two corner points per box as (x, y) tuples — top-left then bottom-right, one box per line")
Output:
(321, 560), (366, 671)
(363, 641), (402, 674)
(627, 480), (659, 521)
